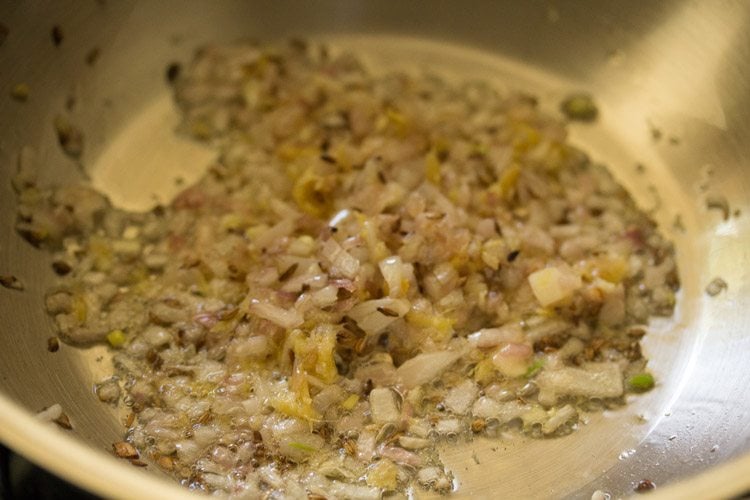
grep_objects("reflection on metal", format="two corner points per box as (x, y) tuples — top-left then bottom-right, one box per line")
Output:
(90, 96), (214, 212)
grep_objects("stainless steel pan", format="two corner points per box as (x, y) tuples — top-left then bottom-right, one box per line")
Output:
(1, 1), (748, 498)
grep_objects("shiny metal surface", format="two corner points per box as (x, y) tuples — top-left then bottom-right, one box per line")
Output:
(0, 1), (748, 498)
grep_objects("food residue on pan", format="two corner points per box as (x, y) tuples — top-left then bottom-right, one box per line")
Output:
(560, 93), (598, 122)
(12, 40), (680, 497)
(85, 47), (101, 66)
(53, 115), (84, 159)
(113, 440), (139, 459)
(647, 121), (663, 142)
(36, 403), (73, 430)
(633, 479), (656, 493)
(165, 62), (182, 84)
(47, 336), (61, 353)
(10, 83), (30, 102)
(51, 25), (64, 47)
(0, 274), (24, 291)
(0, 23), (9, 47)
(705, 194), (730, 221)
(113, 438), (150, 467)
(94, 376), (121, 404)
(705, 277), (728, 297)
(52, 258), (73, 276)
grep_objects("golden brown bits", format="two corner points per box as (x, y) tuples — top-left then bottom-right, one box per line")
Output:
(634, 479), (656, 493)
(626, 326), (647, 339)
(47, 336), (60, 353)
(52, 259), (73, 275)
(53, 412), (73, 430)
(0, 275), (24, 290)
(113, 441), (139, 459)
(51, 25), (63, 47)
(157, 455), (175, 471)
(343, 438), (357, 456)
(166, 62), (181, 84)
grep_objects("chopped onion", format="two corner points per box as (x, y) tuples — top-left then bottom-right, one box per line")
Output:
(317, 458), (357, 481)
(36, 403), (63, 422)
(541, 404), (577, 434)
(228, 335), (271, 360)
(434, 418), (464, 436)
(175, 439), (202, 463)
(468, 324), (524, 349)
(524, 318), (571, 343)
(536, 363), (623, 405)
(443, 380), (478, 415)
(142, 325), (171, 347)
(396, 350), (463, 389)
(252, 218), (295, 249)
(379, 446), (422, 467)
(598, 283), (626, 326)
(248, 300), (303, 329)
(471, 397), (529, 424)
(379, 256), (406, 297)
(26, 39), (680, 497)
(321, 238), (360, 279)
(279, 433), (325, 463)
(354, 354), (398, 387)
(356, 430), (377, 462)
(491, 342), (533, 378)
(327, 481), (381, 500)
(311, 284), (339, 307)
(398, 435), (431, 450)
(347, 298), (409, 336)
(313, 385), (346, 414)
(369, 388), (400, 424)
(528, 266), (582, 307)
(417, 467), (441, 487)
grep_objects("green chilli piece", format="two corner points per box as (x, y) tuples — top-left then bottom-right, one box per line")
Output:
(525, 359), (545, 378)
(560, 93), (598, 122)
(106, 329), (127, 348)
(288, 442), (317, 453)
(628, 373), (655, 392)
